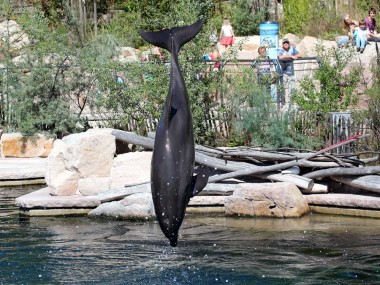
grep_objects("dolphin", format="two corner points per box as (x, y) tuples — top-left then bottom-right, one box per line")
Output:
(140, 20), (208, 247)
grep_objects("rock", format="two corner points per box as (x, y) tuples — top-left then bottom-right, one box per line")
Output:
(189, 195), (226, 206)
(115, 47), (141, 62)
(98, 182), (151, 203)
(297, 36), (336, 56)
(0, 20), (30, 50)
(224, 182), (310, 218)
(15, 187), (100, 209)
(1, 133), (54, 158)
(77, 177), (111, 196)
(282, 33), (301, 44)
(0, 157), (47, 180)
(110, 152), (152, 189)
(46, 130), (116, 196)
(89, 192), (155, 220)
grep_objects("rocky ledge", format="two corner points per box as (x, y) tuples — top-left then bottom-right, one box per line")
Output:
(12, 129), (380, 219)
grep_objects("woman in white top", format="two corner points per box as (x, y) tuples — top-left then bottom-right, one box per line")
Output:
(220, 17), (234, 48)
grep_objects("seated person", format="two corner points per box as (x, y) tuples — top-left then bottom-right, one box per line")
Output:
(277, 38), (302, 75)
(203, 43), (221, 74)
(354, 20), (370, 53)
(337, 14), (359, 47)
(365, 7), (380, 42)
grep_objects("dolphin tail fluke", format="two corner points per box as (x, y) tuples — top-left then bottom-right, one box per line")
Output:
(190, 165), (209, 197)
(140, 20), (204, 54)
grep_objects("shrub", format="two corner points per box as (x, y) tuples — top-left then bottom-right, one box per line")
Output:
(228, 68), (320, 149)
(293, 43), (360, 114)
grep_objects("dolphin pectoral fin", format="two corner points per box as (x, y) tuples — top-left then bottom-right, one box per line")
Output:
(190, 165), (209, 197)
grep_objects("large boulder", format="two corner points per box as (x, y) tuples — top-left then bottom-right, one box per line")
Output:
(225, 182), (310, 218)
(46, 130), (116, 196)
(110, 151), (152, 189)
(0, 133), (54, 158)
(297, 36), (336, 56)
(0, 20), (30, 50)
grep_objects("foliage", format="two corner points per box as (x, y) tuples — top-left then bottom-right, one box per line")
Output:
(362, 51), (380, 150)
(230, 0), (269, 36)
(293, 43), (360, 114)
(228, 68), (319, 149)
(0, 7), (123, 137)
(94, 0), (224, 145)
(282, 0), (311, 35)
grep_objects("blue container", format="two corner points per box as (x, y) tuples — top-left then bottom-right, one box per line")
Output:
(259, 22), (279, 59)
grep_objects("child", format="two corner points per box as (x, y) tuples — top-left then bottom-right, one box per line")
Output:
(219, 17), (234, 48)
(256, 46), (277, 102)
(337, 14), (358, 47)
(354, 20), (369, 53)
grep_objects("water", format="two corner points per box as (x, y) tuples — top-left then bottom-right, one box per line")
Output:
(1, 187), (380, 285)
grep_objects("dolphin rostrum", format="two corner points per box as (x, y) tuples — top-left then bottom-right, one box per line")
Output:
(140, 20), (208, 247)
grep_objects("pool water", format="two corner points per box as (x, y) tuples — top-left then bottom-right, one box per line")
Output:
(1, 187), (380, 284)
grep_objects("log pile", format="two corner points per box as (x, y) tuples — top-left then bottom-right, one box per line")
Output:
(112, 130), (380, 195)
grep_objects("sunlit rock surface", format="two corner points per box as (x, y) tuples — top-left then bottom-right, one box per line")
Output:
(1, 133), (53, 158)
(89, 192), (154, 220)
(46, 130), (115, 196)
(0, 20), (30, 50)
(110, 152), (151, 189)
(0, 157), (47, 180)
(15, 187), (100, 209)
(225, 182), (310, 218)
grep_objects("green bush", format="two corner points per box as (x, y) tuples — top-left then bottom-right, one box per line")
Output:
(293, 43), (360, 114)
(228, 68), (320, 149)
(230, 0), (269, 36)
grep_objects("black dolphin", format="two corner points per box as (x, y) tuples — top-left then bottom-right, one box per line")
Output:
(140, 20), (208, 247)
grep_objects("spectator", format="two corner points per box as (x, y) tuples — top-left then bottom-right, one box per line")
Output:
(219, 17), (234, 49)
(365, 8), (380, 42)
(204, 43), (221, 74)
(354, 20), (370, 53)
(365, 7), (377, 34)
(337, 14), (358, 47)
(278, 38), (301, 75)
(256, 46), (277, 101)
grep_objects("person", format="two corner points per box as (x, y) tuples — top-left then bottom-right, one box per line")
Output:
(219, 17), (234, 49)
(365, 8), (380, 42)
(354, 20), (370, 53)
(204, 43), (221, 74)
(365, 7), (377, 34)
(337, 14), (358, 47)
(256, 46), (277, 102)
(277, 38), (302, 75)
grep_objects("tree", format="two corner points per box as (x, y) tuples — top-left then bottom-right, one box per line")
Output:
(230, 0), (269, 36)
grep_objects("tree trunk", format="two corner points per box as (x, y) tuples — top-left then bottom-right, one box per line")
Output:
(93, 0), (97, 37)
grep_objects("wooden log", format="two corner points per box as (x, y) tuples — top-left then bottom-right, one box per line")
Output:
(111, 130), (374, 189)
(304, 166), (380, 179)
(206, 134), (369, 183)
(331, 175), (380, 194)
(112, 130), (154, 149)
(301, 183), (328, 194)
(255, 173), (314, 190)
